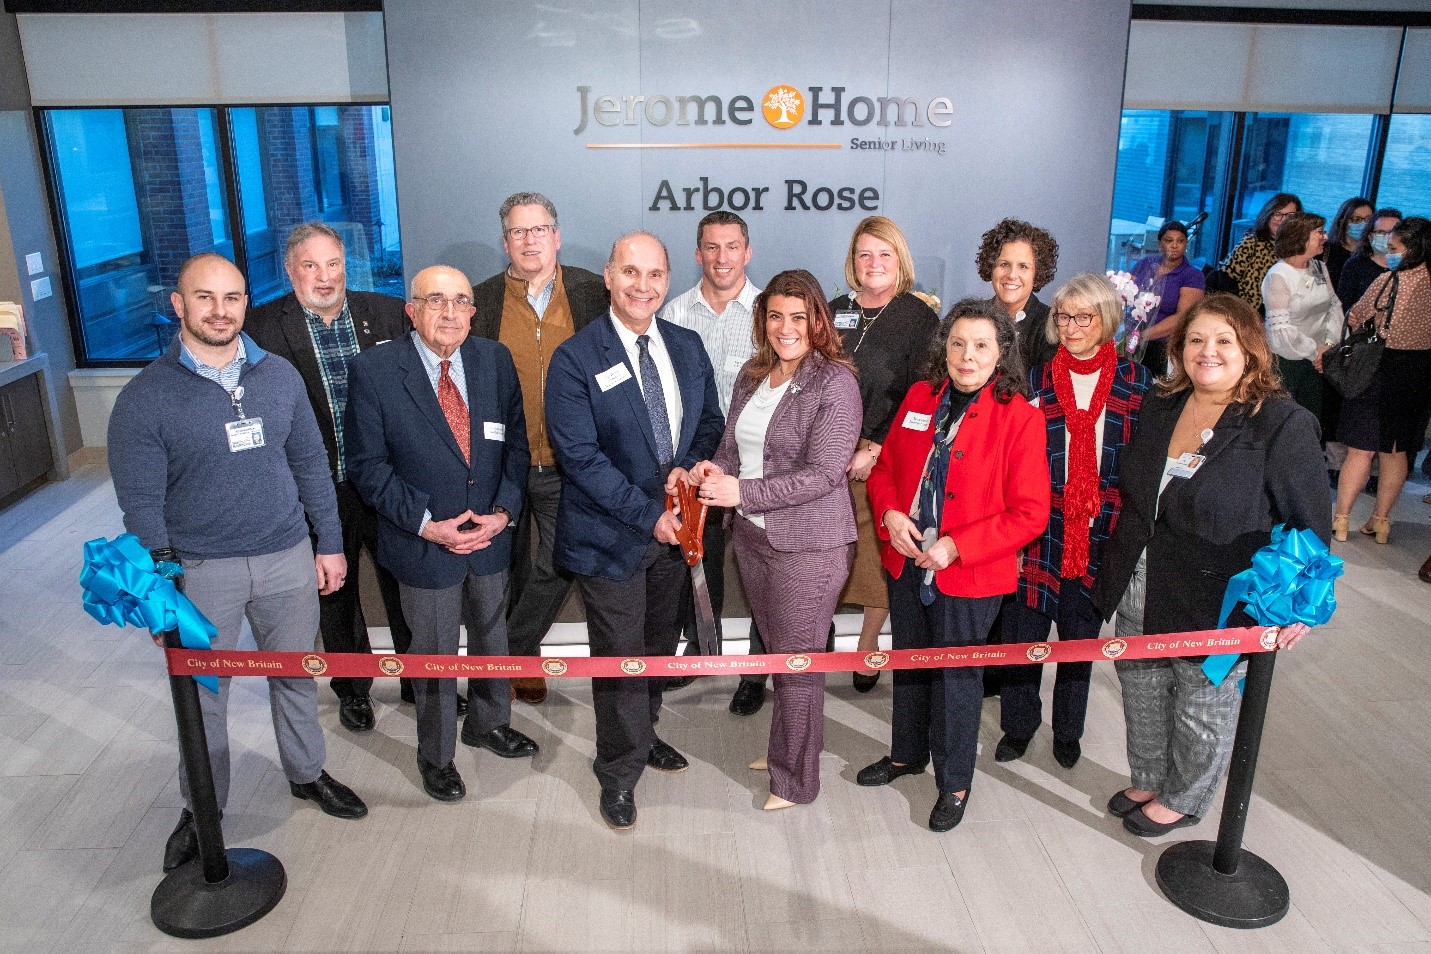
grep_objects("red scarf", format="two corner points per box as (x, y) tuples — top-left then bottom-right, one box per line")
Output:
(1051, 341), (1117, 578)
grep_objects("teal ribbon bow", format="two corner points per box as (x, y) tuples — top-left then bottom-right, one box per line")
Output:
(1204, 524), (1344, 685)
(80, 533), (219, 692)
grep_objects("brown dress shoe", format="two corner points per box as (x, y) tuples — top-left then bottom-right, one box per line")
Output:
(513, 677), (547, 704)
(1419, 553), (1431, 584)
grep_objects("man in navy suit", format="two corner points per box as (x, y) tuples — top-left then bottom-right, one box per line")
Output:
(545, 232), (725, 830)
(346, 265), (539, 802)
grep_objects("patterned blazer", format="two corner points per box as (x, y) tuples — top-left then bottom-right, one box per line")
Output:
(1018, 354), (1151, 617)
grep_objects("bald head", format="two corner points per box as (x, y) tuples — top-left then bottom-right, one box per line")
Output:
(406, 265), (475, 359)
(605, 232), (671, 333)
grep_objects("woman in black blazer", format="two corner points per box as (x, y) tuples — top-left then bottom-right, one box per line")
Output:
(1092, 293), (1330, 837)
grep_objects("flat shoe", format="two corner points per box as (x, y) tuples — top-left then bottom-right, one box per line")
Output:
(647, 738), (689, 773)
(729, 680), (766, 716)
(512, 677), (547, 705)
(929, 791), (968, 832)
(994, 733), (1031, 763)
(337, 694), (375, 732)
(1107, 789), (1155, 818)
(1052, 739), (1081, 769)
(462, 722), (539, 758)
(289, 770), (368, 819)
(162, 809), (198, 872)
(1123, 804), (1199, 837)
(748, 756), (768, 771)
(856, 755), (928, 786)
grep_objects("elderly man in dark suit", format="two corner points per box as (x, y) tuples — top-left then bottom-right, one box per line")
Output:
(246, 222), (419, 732)
(471, 193), (610, 705)
(346, 265), (538, 802)
(545, 231), (725, 830)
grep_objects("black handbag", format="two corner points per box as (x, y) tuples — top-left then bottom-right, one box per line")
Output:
(1323, 272), (1397, 399)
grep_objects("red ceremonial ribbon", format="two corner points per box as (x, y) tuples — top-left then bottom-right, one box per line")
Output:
(165, 626), (1279, 680)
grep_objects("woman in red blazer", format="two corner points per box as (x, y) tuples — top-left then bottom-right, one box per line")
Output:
(858, 298), (1050, 831)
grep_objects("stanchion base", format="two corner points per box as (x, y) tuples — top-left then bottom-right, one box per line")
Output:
(150, 848), (286, 938)
(1156, 840), (1289, 929)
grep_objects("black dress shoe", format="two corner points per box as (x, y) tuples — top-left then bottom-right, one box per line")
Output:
(289, 770), (368, 819)
(852, 671), (880, 693)
(1123, 804), (1199, 837)
(462, 722), (539, 758)
(929, 791), (968, 832)
(599, 788), (637, 830)
(455, 692), (469, 716)
(162, 809), (198, 872)
(418, 759), (466, 802)
(1052, 739), (1081, 769)
(665, 675), (697, 691)
(856, 756), (928, 786)
(729, 680), (766, 716)
(337, 694), (375, 732)
(1107, 789), (1155, 818)
(994, 733), (1031, 763)
(647, 737), (689, 773)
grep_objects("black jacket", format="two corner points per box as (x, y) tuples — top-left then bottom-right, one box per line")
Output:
(469, 264), (609, 342)
(1091, 389), (1330, 635)
(246, 289), (411, 480)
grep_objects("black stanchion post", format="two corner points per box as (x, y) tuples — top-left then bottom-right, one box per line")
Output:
(1155, 650), (1290, 928)
(149, 566), (286, 939)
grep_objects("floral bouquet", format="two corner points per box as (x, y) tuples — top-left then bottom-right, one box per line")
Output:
(1106, 270), (1161, 361)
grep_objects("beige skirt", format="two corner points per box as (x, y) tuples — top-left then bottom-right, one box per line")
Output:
(839, 475), (889, 609)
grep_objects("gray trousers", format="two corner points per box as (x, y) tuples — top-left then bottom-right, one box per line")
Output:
(507, 466), (572, 657)
(400, 569), (511, 768)
(179, 538), (325, 810)
(1114, 554), (1245, 818)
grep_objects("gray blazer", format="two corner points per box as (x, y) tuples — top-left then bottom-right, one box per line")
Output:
(713, 350), (862, 552)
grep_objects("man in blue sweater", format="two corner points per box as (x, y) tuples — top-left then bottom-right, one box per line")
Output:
(108, 253), (368, 874)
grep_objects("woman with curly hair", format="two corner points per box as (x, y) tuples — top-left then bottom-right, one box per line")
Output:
(1093, 294), (1328, 837)
(857, 298), (1049, 831)
(976, 217), (1061, 373)
(1221, 192), (1302, 312)
(829, 216), (939, 692)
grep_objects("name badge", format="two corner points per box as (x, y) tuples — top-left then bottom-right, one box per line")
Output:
(596, 362), (633, 392)
(724, 353), (747, 374)
(834, 310), (860, 330)
(226, 417), (265, 452)
(483, 421), (505, 441)
(902, 411), (932, 431)
(1168, 452), (1205, 479)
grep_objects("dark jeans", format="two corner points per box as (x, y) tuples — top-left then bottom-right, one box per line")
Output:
(507, 465), (574, 657)
(320, 480), (412, 699)
(998, 583), (1102, 743)
(677, 508), (768, 683)
(887, 565), (1002, 794)
(578, 539), (690, 792)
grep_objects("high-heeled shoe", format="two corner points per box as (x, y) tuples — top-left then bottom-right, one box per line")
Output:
(852, 671), (880, 693)
(1332, 513), (1349, 542)
(748, 756), (768, 771)
(763, 793), (796, 811)
(1362, 514), (1391, 544)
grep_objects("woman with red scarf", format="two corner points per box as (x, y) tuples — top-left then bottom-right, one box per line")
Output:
(996, 274), (1152, 769)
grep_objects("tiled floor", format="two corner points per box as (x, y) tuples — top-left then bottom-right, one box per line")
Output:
(2, 462), (1429, 952)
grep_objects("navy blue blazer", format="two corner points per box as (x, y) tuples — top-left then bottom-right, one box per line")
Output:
(545, 313), (725, 581)
(345, 333), (529, 588)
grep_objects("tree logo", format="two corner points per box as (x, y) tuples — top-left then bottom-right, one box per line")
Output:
(762, 85), (805, 128)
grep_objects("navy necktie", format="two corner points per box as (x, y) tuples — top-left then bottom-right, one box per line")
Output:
(637, 334), (674, 466)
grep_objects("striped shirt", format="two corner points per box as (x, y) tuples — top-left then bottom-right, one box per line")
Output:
(661, 278), (760, 414)
(180, 336), (248, 392)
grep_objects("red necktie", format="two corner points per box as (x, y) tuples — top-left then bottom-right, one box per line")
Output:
(438, 360), (470, 465)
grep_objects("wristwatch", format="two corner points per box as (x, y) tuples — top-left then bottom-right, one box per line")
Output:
(492, 506), (511, 529)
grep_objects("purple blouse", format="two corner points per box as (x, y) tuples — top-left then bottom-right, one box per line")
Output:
(1132, 255), (1206, 322)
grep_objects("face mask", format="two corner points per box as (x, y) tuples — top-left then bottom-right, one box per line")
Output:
(1346, 221), (1367, 241)
(1371, 233), (1390, 254)
(1386, 253), (1404, 271)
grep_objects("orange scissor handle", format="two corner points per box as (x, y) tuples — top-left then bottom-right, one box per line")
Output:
(664, 480), (709, 566)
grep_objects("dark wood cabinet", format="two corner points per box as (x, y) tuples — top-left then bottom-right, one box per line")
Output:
(0, 371), (53, 502)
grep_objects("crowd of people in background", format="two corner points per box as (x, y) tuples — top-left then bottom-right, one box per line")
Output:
(110, 185), (1431, 868)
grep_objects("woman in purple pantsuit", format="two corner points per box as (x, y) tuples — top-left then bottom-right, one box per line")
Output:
(689, 269), (862, 810)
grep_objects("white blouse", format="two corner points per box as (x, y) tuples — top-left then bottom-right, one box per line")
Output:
(734, 375), (791, 529)
(1262, 259), (1343, 361)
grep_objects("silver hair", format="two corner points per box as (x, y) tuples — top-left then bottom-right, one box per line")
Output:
(283, 222), (345, 266)
(498, 192), (559, 232)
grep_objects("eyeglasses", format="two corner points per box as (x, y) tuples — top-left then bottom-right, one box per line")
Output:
(1053, 311), (1097, 328)
(503, 223), (555, 241)
(1270, 211), (1294, 221)
(413, 294), (474, 311)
